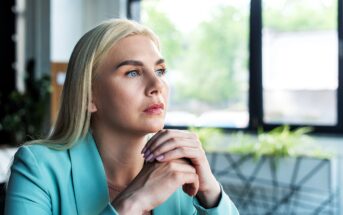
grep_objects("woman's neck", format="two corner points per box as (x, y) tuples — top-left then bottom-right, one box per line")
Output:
(91, 125), (147, 188)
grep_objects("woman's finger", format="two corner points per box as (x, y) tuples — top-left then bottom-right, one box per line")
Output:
(144, 130), (198, 157)
(177, 172), (199, 187)
(164, 160), (197, 174)
(145, 139), (197, 162)
(142, 129), (167, 154)
(154, 147), (205, 164)
(183, 178), (199, 196)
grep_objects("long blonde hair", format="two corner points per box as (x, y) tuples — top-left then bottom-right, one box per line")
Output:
(30, 19), (160, 150)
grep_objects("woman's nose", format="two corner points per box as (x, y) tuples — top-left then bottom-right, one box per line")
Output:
(145, 71), (165, 96)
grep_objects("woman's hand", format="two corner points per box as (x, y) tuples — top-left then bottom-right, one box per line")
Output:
(112, 159), (199, 214)
(142, 129), (221, 208)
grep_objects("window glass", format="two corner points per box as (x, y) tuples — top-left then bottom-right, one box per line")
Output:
(262, 0), (338, 125)
(141, 0), (250, 128)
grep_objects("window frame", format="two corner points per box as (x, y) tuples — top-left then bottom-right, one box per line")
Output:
(129, 0), (343, 135)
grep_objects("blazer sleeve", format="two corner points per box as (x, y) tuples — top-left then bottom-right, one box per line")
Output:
(5, 147), (52, 215)
(194, 184), (239, 215)
(181, 184), (239, 215)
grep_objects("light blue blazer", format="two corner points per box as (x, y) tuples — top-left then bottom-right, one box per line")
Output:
(5, 132), (239, 214)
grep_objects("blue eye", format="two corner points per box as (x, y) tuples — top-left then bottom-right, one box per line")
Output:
(126, 70), (139, 78)
(156, 69), (166, 77)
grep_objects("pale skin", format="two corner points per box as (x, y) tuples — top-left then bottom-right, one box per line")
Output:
(90, 35), (221, 214)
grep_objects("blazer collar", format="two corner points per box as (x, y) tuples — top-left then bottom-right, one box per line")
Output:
(69, 132), (109, 215)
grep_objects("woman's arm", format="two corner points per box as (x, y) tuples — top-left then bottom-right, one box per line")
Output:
(5, 147), (51, 215)
(111, 159), (199, 214)
(142, 129), (240, 213)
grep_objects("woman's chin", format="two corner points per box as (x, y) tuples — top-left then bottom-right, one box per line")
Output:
(141, 121), (165, 133)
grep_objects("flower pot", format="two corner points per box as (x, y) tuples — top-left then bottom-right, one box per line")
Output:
(207, 152), (339, 215)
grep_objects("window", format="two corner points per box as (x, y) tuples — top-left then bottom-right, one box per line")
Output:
(130, 0), (343, 133)
(263, 0), (338, 126)
(139, 0), (250, 128)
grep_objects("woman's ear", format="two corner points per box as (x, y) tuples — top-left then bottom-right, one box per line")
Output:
(88, 101), (98, 113)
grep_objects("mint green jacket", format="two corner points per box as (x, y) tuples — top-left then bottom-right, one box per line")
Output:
(5, 132), (239, 215)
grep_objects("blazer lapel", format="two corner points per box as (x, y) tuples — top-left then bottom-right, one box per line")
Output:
(69, 132), (109, 215)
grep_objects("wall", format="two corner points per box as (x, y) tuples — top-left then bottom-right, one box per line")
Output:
(50, 0), (127, 62)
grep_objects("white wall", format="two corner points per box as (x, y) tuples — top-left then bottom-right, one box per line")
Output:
(15, 0), (50, 83)
(50, 0), (126, 62)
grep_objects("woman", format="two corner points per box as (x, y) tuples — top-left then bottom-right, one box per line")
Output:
(5, 19), (239, 214)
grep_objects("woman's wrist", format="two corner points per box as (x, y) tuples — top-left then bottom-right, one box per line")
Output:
(196, 179), (221, 209)
(112, 193), (143, 214)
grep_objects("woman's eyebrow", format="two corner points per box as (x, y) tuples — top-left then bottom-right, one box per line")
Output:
(114, 58), (165, 70)
(114, 60), (144, 70)
(156, 58), (165, 65)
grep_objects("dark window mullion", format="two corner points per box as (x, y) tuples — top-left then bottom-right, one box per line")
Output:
(249, 0), (263, 131)
(127, 0), (140, 21)
(338, 0), (343, 131)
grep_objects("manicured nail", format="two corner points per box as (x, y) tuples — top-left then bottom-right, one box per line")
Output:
(156, 155), (164, 161)
(144, 149), (151, 158)
(146, 153), (154, 161)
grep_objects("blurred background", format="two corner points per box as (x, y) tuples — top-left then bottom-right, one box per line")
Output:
(0, 0), (343, 214)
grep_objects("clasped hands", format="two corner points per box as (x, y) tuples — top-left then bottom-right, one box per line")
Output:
(113, 129), (221, 214)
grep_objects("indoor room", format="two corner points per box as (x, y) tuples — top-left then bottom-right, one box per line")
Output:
(0, 0), (342, 214)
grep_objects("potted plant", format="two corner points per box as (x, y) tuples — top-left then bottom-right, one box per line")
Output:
(0, 74), (51, 146)
(191, 126), (339, 215)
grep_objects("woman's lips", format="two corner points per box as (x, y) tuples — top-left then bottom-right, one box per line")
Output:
(144, 103), (164, 114)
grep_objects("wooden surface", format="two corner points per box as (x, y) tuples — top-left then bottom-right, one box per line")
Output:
(51, 62), (68, 123)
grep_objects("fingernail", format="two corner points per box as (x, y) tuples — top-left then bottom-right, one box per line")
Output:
(146, 153), (154, 161)
(156, 155), (164, 161)
(144, 149), (151, 158)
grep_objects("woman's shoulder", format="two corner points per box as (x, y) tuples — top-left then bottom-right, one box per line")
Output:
(18, 143), (69, 159)
(13, 144), (71, 174)
(6, 144), (76, 214)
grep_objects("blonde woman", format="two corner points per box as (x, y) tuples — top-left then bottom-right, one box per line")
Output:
(5, 19), (239, 215)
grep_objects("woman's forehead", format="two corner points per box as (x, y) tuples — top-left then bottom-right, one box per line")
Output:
(106, 35), (162, 63)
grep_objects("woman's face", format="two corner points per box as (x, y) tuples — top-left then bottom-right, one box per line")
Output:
(92, 35), (169, 135)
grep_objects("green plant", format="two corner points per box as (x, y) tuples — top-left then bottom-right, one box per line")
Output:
(188, 127), (225, 151)
(0, 75), (51, 145)
(228, 126), (334, 160)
